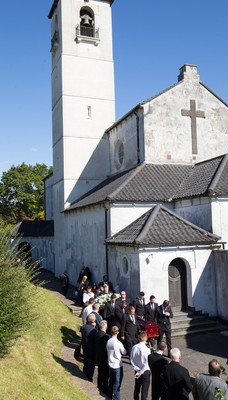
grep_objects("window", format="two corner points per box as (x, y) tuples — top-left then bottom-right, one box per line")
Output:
(122, 257), (129, 275)
(114, 140), (124, 169)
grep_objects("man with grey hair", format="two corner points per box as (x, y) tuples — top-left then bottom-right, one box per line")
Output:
(162, 347), (192, 399)
(95, 320), (110, 395)
(192, 358), (228, 400)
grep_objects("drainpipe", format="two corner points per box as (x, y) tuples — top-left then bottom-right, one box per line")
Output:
(133, 110), (140, 164)
(104, 205), (109, 277)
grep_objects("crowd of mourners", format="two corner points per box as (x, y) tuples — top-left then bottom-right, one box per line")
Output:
(60, 266), (228, 400)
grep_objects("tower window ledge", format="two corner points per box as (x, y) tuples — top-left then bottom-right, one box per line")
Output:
(75, 26), (100, 46)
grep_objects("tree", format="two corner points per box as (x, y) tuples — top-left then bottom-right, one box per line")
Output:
(0, 231), (41, 357)
(0, 163), (52, 224)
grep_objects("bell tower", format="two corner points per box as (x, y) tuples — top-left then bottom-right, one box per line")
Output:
(48, 0), (115, 274)
(48, 0), (115, 207)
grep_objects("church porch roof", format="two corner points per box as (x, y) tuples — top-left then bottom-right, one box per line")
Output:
(11, 220), (54, 237)
(105, 204), (220, 247)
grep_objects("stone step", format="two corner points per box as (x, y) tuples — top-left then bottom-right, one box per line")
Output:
(172, 316), (216, 327)
(170, 310), (227, 337)
(172, 323), (226, 337)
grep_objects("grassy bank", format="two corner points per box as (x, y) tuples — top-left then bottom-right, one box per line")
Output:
(0, 286), (89, 400)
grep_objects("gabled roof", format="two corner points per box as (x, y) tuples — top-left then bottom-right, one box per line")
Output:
(11, 221), (54, 237)
(66, 163), (192, 211)
(105, 205), (220, 247)
(174, 154), (228, 199)
(105, 80), (227, 134)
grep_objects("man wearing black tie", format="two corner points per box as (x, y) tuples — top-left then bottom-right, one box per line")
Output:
(145, 295), (160, 322)
(157, 299), (173, 357)
(121, 306), (139, 356)
(103, 294), (117, 332)
(132, 292), (146, 323)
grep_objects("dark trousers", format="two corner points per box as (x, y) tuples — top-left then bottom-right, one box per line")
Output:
(151, 375), (164, 400)
(83, 352), (95, 382)
(134, 370), (150, 400)
(125, 335), (138, 356)
(97, 364), (109, 395)
(158, 327), (172, 354)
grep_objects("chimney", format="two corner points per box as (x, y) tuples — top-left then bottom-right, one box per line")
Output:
(178, 64), (199, 82)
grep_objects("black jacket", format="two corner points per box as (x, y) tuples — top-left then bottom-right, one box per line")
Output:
(162, 361), (192, 399)
(145, 302), (160, 322)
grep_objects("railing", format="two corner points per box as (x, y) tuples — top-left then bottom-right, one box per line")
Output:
(76, 25), (99, 43)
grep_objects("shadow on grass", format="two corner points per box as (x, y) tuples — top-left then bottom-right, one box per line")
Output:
(52, 352), (87, 381)
(60, 326), (83, 361)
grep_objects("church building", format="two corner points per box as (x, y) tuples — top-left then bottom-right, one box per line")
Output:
(19, 0), (228, 321)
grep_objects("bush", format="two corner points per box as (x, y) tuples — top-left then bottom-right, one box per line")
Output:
(0, 232), (41, 357)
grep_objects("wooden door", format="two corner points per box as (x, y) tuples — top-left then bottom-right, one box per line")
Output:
(168, 258), (187, 311)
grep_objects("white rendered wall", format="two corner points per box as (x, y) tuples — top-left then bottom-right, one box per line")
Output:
(61, 206), (107, 285)
(174, 197), (212, 232)
(108, 108), (145, 175)
(49, 0), (115, 274)
(143, 66), (228, 164)
(51, 0), (115, 207)
(110, 202), (173, 236)
(108, 245), (216, 315)
(211, 197), (228, 249)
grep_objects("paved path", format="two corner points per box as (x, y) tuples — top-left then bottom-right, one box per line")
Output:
(38, 269), (228, 400)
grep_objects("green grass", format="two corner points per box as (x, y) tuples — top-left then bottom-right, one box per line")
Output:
(0, 286), (90, 400)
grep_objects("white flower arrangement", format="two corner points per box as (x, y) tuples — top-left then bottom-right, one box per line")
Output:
(96, 293), (120, 308)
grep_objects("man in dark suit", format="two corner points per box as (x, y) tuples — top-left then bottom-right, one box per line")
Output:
(145, 295), (160, 322)
(103, 294), (117, 332)
(81, 313), (97, 382)
(157, 300), (173, 356)
(95, 320), (110, 395)
(162, 347), (192, 399)
(148, 341), (169, 400)
(91, 303), (102, 330)
(131, 292), (146, 328)
(114, 300), (129, 330)
(99, 274), (114, 293)
(120, 305), (139, 356)
(116, 290), (128, 306)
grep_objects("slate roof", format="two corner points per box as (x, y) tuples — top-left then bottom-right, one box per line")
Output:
(105, 205), (220, 247)
(66, 163), (192, 211)
(11, 220), (54, 237)
(173, 154), (228, 199)
(66, 154), (228, 212)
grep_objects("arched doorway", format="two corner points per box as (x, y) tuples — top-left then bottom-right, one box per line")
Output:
(168, 258), (187, 311)
(17, 242), (32, 265)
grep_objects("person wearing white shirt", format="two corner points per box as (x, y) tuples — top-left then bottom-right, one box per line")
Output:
(130, 331), (151, 400)
(82, 298), (95, 325)
(83, 286), (95, 304)
(106, 325), (127, 400)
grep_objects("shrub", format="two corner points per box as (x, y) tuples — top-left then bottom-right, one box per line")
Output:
(0, 232), (41, 357)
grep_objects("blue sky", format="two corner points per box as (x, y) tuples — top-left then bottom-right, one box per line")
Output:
(0, 0), (227, 177)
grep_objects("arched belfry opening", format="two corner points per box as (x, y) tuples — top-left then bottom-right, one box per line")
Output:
(80, 7), (95, 37)
(168, 258), (187, 311)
